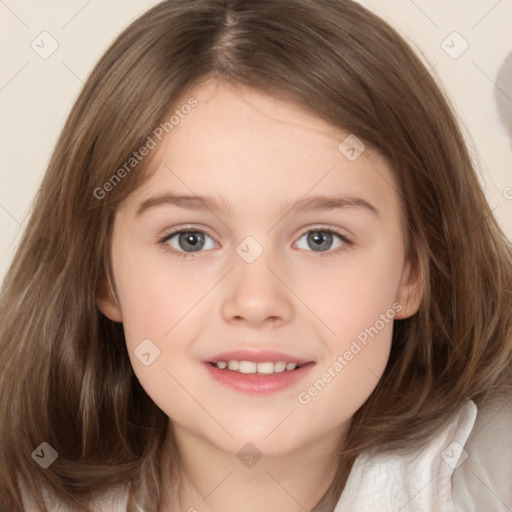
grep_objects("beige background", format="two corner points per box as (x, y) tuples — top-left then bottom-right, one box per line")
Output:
(1, 0), (511, 285)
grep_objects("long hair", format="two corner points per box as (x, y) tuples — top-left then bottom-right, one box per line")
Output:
(1, 0), (511, 510)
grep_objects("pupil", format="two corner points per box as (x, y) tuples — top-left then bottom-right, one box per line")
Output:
(181, 232), (204, 252)
(309, 231), (332, 251)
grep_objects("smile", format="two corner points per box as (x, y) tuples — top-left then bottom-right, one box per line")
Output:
(203, 360), (315, 394)
(212, 360), (305, 374)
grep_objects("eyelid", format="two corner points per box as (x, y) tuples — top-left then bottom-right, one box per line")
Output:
(158, 224), (353, 258)
(157, 225), (218, 259)
(158, 224), (217, 245)
(294, 224), (352, 243)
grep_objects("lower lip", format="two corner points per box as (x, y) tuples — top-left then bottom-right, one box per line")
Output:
(202, 362), (315, 394)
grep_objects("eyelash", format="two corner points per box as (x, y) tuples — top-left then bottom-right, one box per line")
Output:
(157, 226), (353, 260)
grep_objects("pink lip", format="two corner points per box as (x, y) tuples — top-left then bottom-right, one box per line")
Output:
(204, 349), (313, 365)
(202, 360), (316, 395)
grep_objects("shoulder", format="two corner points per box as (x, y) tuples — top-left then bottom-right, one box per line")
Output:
(20, 480), (129, 512)
(335, 399), (478, 511)
(452, 396), (512, 511)
(90, 485), (130, 511)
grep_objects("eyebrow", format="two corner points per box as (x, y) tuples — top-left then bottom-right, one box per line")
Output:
(136, 192), (380, 218)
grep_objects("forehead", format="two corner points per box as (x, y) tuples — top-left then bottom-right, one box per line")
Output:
(125, 80), (399, 216)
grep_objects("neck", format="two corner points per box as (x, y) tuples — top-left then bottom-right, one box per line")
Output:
(161, 423), (348, 512)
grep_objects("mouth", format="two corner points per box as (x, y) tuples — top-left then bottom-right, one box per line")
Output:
(202, 350), (316, 394)
(206, 360), (310, 374)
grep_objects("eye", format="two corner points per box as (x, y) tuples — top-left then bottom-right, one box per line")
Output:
(158, 226), (352, 259)
(159, 228), (217, 259)
(294, 228), (351, 257)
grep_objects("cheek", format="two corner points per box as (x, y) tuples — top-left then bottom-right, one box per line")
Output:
(291, 247), (401, 423)
(112, 242), (203, 338)
(111, 245), (217, 403)
(296, 327), (392, 436)
(295, 284), (396, 433)
(113, 251), (204, 417)
(297, 243), (404, 341)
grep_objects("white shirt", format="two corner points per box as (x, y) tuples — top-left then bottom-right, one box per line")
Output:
(335, 397), (512, 511)
(21, 398), (512, 511)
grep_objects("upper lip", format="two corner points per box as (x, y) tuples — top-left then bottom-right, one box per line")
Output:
(205, 349), (314, 364)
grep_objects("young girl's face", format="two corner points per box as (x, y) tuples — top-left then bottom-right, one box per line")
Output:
(99, 80), (421, 458)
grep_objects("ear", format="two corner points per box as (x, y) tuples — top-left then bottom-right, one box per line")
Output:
(95, 278), (123, 323)
(394, 257), (424, 319)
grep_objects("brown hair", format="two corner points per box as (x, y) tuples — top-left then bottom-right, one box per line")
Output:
(1, 0), (511, 511)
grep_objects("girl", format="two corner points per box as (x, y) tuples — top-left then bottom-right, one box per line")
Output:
(1, 1), (511, 511)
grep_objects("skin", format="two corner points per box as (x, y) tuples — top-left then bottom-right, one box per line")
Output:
(97, 79), (423, 512)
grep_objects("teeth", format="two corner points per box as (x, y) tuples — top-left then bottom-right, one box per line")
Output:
(227, 360), (239, 371)
(214, 360), (303, 374)
(239, 361), (257, 373)
(274, 361), (287, 373)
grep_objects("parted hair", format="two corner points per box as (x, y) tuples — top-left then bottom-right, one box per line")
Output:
(1, 0), (511, 511)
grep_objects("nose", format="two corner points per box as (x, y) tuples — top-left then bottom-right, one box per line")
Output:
(220, 246), (294, 328)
